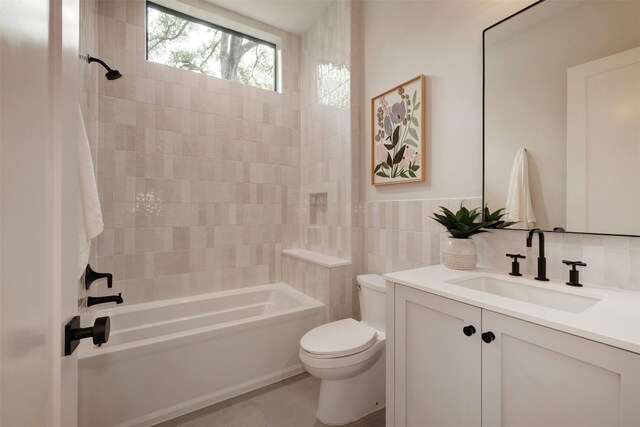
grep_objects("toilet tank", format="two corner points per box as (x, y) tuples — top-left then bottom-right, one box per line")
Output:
(357, 274), (387, 333)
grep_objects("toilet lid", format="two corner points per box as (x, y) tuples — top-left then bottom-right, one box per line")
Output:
(300, 318), (377, 357)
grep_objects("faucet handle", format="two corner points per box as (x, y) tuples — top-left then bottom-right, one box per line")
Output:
(562, 260), (587, 267)
(85, 264), (113, 290)
(506, 253), (526, 276)
(562, 260), (587, 287)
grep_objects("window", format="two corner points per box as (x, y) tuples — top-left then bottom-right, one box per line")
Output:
(146, 2), (278, 91)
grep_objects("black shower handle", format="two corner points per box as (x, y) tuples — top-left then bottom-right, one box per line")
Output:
(84, 264), (113, 290)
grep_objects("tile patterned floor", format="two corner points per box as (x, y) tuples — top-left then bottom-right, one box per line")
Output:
(155, 373), (385, 427)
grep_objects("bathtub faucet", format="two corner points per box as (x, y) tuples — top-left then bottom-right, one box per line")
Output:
(87, 293), (123, 307)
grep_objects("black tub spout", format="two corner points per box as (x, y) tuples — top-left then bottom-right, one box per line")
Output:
(87, 293), (123, 307)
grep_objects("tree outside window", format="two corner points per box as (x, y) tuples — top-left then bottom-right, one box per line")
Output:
(147, 3), (277, 91)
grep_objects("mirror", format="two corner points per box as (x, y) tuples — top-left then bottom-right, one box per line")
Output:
(483, 0), (640, 236)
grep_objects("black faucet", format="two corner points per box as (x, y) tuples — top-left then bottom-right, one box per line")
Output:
(87, 293), (123, 307)
(526, 229), (549, 281)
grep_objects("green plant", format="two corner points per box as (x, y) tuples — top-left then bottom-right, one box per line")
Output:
(483, 205), (518, 229)
(431, 204), (490, 239)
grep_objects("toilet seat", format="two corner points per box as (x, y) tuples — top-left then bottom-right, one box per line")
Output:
(300, 334), (385, 370)
(300, 319), (377, 359)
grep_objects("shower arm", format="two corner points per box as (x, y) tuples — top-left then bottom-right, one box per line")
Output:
(88, 55), (112, 71)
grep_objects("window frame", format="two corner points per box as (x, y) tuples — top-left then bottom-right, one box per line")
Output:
(145, 1), (279, 92)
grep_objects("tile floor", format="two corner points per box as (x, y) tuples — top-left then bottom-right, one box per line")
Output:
(155, 373), (385, 427)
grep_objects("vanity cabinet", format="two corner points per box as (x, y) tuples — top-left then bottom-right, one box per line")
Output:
(393, 284), (482, 427)
(389, 283), (640, 427)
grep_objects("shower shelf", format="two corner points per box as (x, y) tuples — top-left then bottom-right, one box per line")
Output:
(282, 249), (351, 268)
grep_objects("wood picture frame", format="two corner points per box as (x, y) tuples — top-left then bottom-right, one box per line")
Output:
(371, 74), (426, 185)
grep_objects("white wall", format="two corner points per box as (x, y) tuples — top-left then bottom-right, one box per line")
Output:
(362, 0), (530, 201)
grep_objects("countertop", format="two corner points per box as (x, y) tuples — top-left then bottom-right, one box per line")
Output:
(384, 264), (640, 354)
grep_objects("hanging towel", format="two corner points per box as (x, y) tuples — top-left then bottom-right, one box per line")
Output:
(78, 106), (104, 279)
(505, 148), (537, 228)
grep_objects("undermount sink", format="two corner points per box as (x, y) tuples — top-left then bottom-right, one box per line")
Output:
(446, 275), (602, 313)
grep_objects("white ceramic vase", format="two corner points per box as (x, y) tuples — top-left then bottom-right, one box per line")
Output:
(442, 237), (477, 271)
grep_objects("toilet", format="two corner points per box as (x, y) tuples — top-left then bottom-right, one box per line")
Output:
(299, 274), (386, 425)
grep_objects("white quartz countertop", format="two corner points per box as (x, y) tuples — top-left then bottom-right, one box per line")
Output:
(384, 264), (640, 354)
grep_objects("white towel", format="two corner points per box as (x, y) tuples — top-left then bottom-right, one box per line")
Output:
(505, 148), (536, 228)
(78, 106), (103, 278)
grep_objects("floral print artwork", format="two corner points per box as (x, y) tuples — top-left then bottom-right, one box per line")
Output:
(371, 75), (425, 185)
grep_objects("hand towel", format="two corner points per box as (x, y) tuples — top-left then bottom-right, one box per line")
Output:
(505, 148), (536, 228)
(78, 106), (103, 279)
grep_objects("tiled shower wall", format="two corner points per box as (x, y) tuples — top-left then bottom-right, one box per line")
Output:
(282, 0), (361, 320)
(282, 254), (353, 321)
(79, 0), (99, 303)
(297, 0), (355, 261)
(79, 0), (98, 146)
(88, 0), (301, 304)
(364, 197), (640, 291)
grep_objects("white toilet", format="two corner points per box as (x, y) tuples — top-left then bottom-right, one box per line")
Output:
(299, 274), (386, 425)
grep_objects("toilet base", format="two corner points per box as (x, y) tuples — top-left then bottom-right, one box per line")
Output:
(316, 351), (386, 426)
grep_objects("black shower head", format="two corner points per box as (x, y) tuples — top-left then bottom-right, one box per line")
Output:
(88, 55), (122, 80)
(105, 69), (123, 80)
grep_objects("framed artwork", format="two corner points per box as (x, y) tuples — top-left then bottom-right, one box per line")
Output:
(371, 75), (426, 185)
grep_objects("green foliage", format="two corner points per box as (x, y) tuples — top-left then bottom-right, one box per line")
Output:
(147, 7), (275, 90)
(147, 11), (194, 54)
(431, 203), (490, 239)
(393, 145), (406, 165)
(483, 205), (518, 229)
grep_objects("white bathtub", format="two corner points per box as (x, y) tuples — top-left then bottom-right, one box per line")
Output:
(78, 283), (324, 427)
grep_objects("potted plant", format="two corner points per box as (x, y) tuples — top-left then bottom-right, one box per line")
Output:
(483, 205), (517, 230)
(432, 204), (488, 270)
(432, 204), (516, 270)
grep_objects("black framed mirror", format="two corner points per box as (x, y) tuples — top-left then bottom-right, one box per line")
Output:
(483, 0), (640, 237)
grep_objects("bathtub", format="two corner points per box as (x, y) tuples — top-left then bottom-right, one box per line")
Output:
(78, 283), (324, 427)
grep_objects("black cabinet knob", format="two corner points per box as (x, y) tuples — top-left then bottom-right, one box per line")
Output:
(463, 325), (476, 336)
(482, 331), (496, 343)
(64, 315), (111, 356)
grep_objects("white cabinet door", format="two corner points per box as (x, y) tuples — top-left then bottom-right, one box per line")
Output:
(394, 285), (482, 427)
(482, 310), (640, 427)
